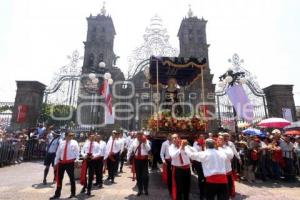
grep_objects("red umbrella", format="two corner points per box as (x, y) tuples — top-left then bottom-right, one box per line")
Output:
(258, 118), (291, 128)
(285, 130), (300, 136)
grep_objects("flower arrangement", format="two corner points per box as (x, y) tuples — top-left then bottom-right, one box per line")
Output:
(148, 112), (207, 132)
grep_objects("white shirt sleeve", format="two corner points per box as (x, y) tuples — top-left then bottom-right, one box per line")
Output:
(229, 142), (240, 160)
(54, 143), (62, 165)
(160, 142), (166, 162)
(73, 141), (80, 161)
(81, 141), (88, 158)
(144, 140), (151, 152)
(185, 146), (207, 163)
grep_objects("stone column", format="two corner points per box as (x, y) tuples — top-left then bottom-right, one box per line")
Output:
(263, 85), (297, 121)
(11, 81), (46, 130)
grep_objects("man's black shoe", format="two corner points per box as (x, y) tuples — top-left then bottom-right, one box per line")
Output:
(68, 194), (76, 199)
(49, 195), (60, 199)
(93, 183), (99, 186)
(144, 191), (149, 196)
(87, 191), (91, 196)
(43, 179), (47, 185)
(98, 184), (103, 188)
(136, 192), (142, 196)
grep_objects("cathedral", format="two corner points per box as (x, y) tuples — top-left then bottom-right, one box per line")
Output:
(77, 5), (217, 132)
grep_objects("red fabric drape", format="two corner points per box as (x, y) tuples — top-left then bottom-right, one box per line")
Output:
(172, 167), (177, 200)
(162, 163), (168, 184)
(80, 160), (88, 185)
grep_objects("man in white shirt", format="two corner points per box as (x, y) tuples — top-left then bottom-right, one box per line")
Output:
(80, 132), (101, 196)
(218, 136), (235, 198)
(43, 129), (61, 185)
(185, 138), (231, 200)
(94, 133), (106, 188)
(169, 134), (191, 200)
(127, 131), (151, 196)
(280, 136), (295, 181)
(50, 131), (79, 199)
(119, 132), (128, 173)
(160, 133), (172, 195)
(192, 134), (206, 200)
(104, 131), (121, 183)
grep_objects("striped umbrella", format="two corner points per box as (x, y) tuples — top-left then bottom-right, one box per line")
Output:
(258, 118), (291, 128)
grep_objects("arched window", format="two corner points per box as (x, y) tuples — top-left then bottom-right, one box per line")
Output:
(88, 54), (94, 67)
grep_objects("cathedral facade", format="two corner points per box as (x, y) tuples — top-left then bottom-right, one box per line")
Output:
(77, 7), (217, 132)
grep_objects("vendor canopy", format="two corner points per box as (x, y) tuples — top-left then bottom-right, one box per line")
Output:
(149, 56), (207, 86)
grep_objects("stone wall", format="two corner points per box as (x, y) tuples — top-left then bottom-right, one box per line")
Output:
(11, 81), (46, 130)
(263, 84), (297, 121)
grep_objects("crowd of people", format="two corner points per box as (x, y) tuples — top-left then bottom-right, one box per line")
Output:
(1, 124), (300, 200)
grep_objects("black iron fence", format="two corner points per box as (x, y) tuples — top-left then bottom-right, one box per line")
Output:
(0, 139), (47, 167)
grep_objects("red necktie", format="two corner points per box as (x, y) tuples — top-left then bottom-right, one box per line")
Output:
(63, 141), (69, 161)
(137, 143), (141, 157)
(179, 151), (184, 165)
(110, 139), (115, 154)
(88, 141), (93, 154)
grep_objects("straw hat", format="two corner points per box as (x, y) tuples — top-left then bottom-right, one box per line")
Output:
(272, 129), (281, 134)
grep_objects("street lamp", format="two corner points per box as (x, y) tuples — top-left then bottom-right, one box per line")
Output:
(82, 61), (114, 130)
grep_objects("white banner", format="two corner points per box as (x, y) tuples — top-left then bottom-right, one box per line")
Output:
(105, 106), (115, 124)
(282, 108), (293, 122)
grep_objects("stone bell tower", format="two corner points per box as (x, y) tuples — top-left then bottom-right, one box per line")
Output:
(177, 6), (217, 131)
(82, 4), (116, 73)
(77, 4), (125, 130)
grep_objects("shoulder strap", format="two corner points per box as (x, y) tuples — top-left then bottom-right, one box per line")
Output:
(47, 137), (56, 152)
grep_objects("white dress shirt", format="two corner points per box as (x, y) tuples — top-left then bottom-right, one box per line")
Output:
(193, 141), (204, 152)
(280, 140), (294, 158)
(81, 140), (101, 159)
(55, 139), (79, 165)
(127, 138), (151, 160)
(219, 146), (234, 173)
(160, 140), (171, 162)
(169, 144), (190, 167)
(226, 141), (241, 160)
(119, 137), (126, 153)
(97, 140), (107, 157)
(185, 147), (228, 177)
(47, 136), (62, 153)
(104, 138), (122, 160)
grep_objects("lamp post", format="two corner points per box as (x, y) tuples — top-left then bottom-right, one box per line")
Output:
(82, 61), (114, 131)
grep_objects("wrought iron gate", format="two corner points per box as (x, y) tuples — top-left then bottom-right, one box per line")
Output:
(215, 54), (268, 131)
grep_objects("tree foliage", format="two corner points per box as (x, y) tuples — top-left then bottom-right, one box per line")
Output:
(39, 103), (76, 127)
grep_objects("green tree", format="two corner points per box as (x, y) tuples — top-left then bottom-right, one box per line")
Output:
(39, 103), (76, 127)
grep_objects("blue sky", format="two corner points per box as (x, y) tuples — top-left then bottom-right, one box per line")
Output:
(0, 0), (299, 104)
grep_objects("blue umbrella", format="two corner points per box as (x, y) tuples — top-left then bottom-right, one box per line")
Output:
(242, 128), (266, 137)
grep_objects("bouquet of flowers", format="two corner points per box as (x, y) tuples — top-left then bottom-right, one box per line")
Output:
(148, 112), (207, 132)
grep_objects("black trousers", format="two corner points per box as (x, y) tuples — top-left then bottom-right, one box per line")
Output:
(205, 183), (229, 200)
(174, 167), (191, 200)
(83, 160), (96, 192)
(166, 160), (172, 195)
(227, 174), (233, 197)
(135, 159), (149, 193)
(107, 153), (119, 181)
(119, 149), (127, 172)
(55, 162), (75, 197)
(114, 151), (121, 174)
(94, 158), (104, 185)
(194, 161), (206, 199)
